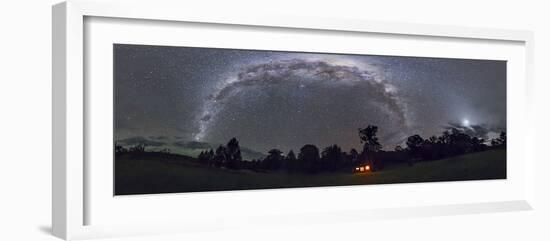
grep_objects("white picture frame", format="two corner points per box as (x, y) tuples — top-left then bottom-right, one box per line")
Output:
(52, 0), (535, 240)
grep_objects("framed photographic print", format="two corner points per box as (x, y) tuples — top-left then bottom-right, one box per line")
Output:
(52, 0), (535, 240)
(113, 44), (508, 195)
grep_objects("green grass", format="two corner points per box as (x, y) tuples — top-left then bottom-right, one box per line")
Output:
(115, 149), (506, 195)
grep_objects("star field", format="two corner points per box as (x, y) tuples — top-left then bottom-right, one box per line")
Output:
(114, 44), (506, 153)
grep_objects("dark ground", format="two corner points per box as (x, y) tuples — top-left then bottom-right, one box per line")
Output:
(115, 149), (506, 195)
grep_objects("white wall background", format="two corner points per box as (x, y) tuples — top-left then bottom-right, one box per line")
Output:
(0, 0), (548, 240)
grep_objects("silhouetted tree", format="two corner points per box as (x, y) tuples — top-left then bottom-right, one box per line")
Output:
(198, 151), (205, 159)
(499, 131), (507, 146)
(427, 136), (438, 145)
(348, 148), (359, 165)
(214, 145), (227, 167)
(406, 135), (424, 160)
(358, 125), (382, 170)
(439, 130), (451, 144)
(421, 136), (439, 160)
(198, 150), (213, 164)
(115, 142), (127, 154)
(129, 144), (146, 153)
(394, 145), (404, 152)
(470, 137), (487, 152)
(286, 150), (296, 161)
(491, 131), (506, 148)
(285, 150), (297, 172)
(263, 149), (283, 170)
(298, 144), (320, 173)
(321, 144), (345, 172)
(207, 149), (215, 166)
(448, 128), (472, 155)
(358, 125), (382, 153)
(225, 137), (242, 169)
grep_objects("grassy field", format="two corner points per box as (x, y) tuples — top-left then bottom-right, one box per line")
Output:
(115, 149), (506, 195)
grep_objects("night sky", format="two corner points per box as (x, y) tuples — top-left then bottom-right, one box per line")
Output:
(114, 44), (506, 154)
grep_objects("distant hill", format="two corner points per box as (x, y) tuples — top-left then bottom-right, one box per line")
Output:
(116, 136), (266, 160)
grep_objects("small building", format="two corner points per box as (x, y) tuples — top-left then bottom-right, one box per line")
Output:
(354, 163), (371, 173)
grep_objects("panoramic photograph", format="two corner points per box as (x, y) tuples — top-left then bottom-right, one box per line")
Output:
(113, 44), (507, 195)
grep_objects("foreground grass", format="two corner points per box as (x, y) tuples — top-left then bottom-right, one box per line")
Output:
(115, 149), (506, 195)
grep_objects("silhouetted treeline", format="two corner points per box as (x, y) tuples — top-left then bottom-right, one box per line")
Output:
(114, 143), (170, 154)
(392, 128), (506, 166)
(197, 140), (359, 173)
(116, 125), (506, 174)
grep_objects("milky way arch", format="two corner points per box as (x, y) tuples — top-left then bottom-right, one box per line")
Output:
(193, 58), (409, 141)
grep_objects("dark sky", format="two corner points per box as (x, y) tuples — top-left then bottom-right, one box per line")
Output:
(114, 44), (506, 153)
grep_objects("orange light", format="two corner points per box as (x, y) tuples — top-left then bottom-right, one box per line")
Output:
(365, 165), (371, 171)
(359, 167), (365, 172)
